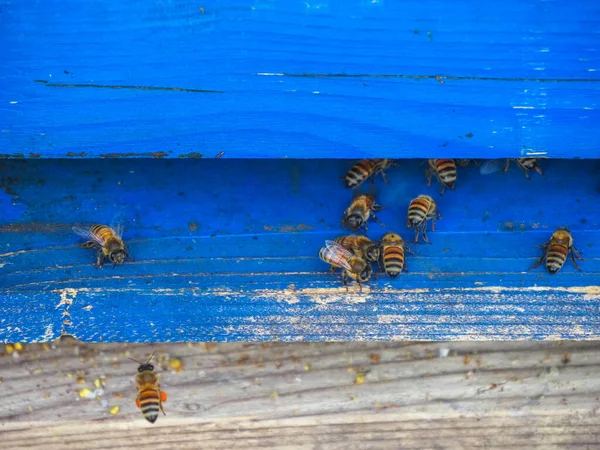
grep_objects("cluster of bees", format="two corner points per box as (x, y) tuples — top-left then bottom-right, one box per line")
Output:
(70, 156), (582, 289)
(318, 157), (583, 290)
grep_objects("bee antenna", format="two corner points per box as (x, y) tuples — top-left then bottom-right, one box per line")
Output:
(128, 357), (143, 365)
(146, 351), (157, 364)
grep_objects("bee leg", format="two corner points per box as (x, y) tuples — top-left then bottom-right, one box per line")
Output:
(439, 182), (445, 196)
(518, 163), (531, 180)
(571, 245), (584, 260)
(125, 248), (134, 262)
(421, 230), (432, 244)
(534, 164), (543, 176)
(82, 241), (97, 249)
(403, 261), (409, 273)
(413, 227), (420, 244)
(379, 169), (389, 184)
(372, 203), (384, 212)
(528, 247), (547, 270)
(328, 265), (337, 274)
(357, 278), (363, 293)
(425, 168), (432, 186)
(503, 159), (511, 173)
(96, 251), (105, 269)
(570, 247), (583, 272)
(431, 217), (437, 232)
(342, 271), (349, 292)
(404, 245), (417, 255)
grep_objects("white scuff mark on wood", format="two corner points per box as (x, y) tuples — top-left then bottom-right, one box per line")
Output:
(255, 72), (284, 76)
(43, 324), (54, 340)
(55, 288), (78, 309)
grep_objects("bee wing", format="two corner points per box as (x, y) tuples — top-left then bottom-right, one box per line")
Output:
(72, 225), (105, 246)
(323, 240), (354, 270)
(479, 159), (503, 175)
(109, 217), (126, 239)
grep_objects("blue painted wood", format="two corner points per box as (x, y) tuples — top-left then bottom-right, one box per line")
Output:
(1, 159), (599, 341)
(2, 0), (600, 159)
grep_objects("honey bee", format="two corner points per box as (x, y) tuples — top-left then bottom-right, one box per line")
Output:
(426, 159), (457, 194)
(379, 232), (415, 278)
(73, 222), (132, 268)
(334, 235), (380, 263)
(504, 158), (543, 179)
(342, 194), (383, 233)
(319, 240), (372, 290)
(343, 159), (394, 189)
(530, 228), (583, 274)
(406, 195), (442, 243)
(129, 352), (167, 424)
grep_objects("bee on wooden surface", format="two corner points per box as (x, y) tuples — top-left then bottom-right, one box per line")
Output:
(530, 228), (583, 274)
(407, 195), (442, 244)
(379, 232), (415, 278)
(334, 235), (380, 264)
(342, 194), (383, 233)
(319, 240), (372, 290)
(504, 158), (543, 179)
(129, 352), (167, 424)
(73, 221), (132, 268)
(426, 159), (457, 194)
(343, 159), (395, 190)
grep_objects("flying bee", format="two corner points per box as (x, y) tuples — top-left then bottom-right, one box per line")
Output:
(407, 195), (442, 244)
(343, 159), (395, 189)
(426, 159), (457, 194)
(319, 240), (372, 291)
(73, 222), (133, 268)
(379, 232), (415, 278)
(129, 352), (167, 424)
(530, 228), (583, 274)
(334, 235), (380, 264)
(342, 194), (383, 233)
(504, 158), (543, 179)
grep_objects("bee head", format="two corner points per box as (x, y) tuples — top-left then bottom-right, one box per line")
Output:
(346, 214), (364, 231)
(138, 363), (154, 373)
(110, 250), (127, 265)
(364, 244), (380, 263)
(358, 264), (372, 282)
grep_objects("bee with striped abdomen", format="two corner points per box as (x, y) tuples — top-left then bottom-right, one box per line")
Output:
(343, 159), (394, 190)
(73, 221), (132, 268)
(342, 194), (383, 233)
(530, 228), (583, 274)
(406, 195), (442, 244)
(319, 240), (372, 291)
(334, 235), (380, 264)
(426, 159), (457, 194)
(504, 158), (543, 179)
(379, 232), (415, 278)
(130, 352), (167, 424)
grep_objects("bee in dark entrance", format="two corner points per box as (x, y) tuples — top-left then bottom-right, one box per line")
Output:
(73, 221), (132, 268)
(334, 235), (380, 264)
(529, 228), (583, 274)
(130, 352), (167, 424)
(379, 232), (415, 278)
(343, 159), (395, 190)
(342, 194), (383, 233)
(407, 195), (442, 243)
(319, 240), (372, 291)
(426, 159), (457, 194)
(504, 158), (543, 179)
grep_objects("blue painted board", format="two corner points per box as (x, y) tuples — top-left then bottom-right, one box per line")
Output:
(2, 0), (600, 159)
(1, 159), (599, 342)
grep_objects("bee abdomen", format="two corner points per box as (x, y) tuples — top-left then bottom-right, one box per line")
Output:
(435, 159), (457, 185)
(546, 245), (568, 273)
(90, 224), (114, 241)
(407, 199), (430, 225)
(345, 160), (375, 189)
(382, 247), (405, 278)
(139, 389), (161, 423)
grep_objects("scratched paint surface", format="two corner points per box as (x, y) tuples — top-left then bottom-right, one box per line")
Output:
(0, 159), (599, 342)
(2, 0), (600, 159)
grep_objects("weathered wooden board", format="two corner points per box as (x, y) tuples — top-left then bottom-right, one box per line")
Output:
(2, 0), (600, 159)
(1, 341), (600, 449)
(1, 159), (599, 342)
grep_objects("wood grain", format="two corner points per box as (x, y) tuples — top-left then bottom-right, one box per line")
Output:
(1, 340), (600, 449)
(2, 0), (600, 159)
(1, 159), (600, 342)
